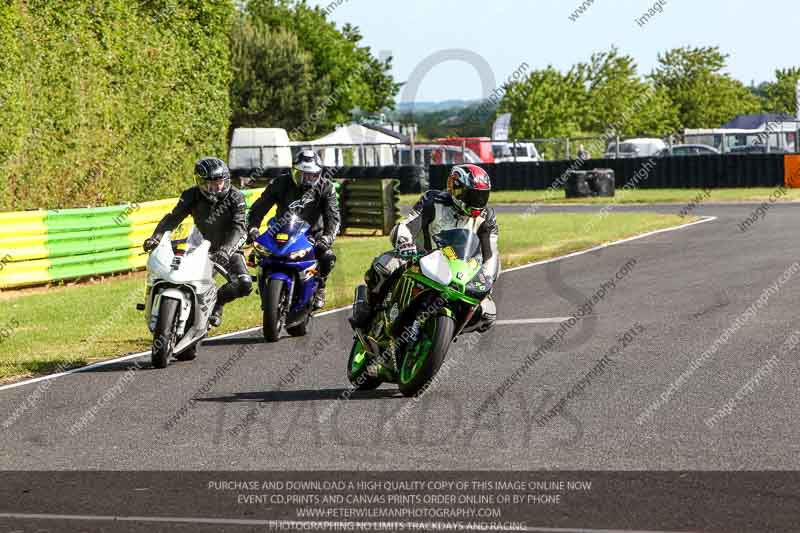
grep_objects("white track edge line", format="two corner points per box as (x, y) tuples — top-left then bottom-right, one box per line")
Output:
(0, 216), (716, 394)
(502, 216), (717, 274)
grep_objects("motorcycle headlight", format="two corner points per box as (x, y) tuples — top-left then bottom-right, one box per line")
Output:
(289, 247), (313, 260)
(254, 242), (271, 256)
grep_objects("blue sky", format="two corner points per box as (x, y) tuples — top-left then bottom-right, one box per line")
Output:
(309, 0), (800, 103)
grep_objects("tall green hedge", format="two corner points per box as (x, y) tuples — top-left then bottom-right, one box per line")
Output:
(0, 0), (234, 211)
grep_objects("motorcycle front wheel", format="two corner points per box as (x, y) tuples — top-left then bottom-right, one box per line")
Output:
(152, 298), (179, 369)
(346, 338), (383, 391)
(397, 314), (455, 397)
(263, 278), (288, 342)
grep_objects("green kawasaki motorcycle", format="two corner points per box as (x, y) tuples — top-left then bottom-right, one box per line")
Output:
(348, 228), (491, 397)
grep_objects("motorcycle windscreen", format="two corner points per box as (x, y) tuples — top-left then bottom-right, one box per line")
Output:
(431, 229), (481, 262)
(266, 214), (311, 252)
(185, 227), (206, 252)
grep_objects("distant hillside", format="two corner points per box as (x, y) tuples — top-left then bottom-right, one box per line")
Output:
(394, 99), (480, 114)
(387, 100), (498, 140)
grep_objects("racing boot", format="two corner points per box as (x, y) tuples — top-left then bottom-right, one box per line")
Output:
(313, 285), (326, 310)
(209, 302), (224, 328)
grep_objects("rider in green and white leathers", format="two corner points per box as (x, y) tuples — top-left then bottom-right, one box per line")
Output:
(354, 164), (499, 334)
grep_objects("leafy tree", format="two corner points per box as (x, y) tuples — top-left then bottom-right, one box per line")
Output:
(236, 0), (399, 138)
(229, 16), (326, 133)
(762, 67), (800, 115)
(0, 0), (233, 211)
(498, 48), (679, 153)
(577, 48), (679, 137)
(499, 66), (585, 140)
(651, 46), (762, 128)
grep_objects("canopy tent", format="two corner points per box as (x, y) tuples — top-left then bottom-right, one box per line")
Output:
(307, 124), (402, 166)
(721, 113), (797, 130)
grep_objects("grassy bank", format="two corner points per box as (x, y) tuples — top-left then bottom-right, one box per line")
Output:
(0, 212), (695, 380)
(400, 188), (800, 206)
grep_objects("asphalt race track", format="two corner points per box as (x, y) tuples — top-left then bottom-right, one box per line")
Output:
(2, 203), (800, 531)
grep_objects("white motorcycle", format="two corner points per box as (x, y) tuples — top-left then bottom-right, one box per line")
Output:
(138, 229), (226, 368)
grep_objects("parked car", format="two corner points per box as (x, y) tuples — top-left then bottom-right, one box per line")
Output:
(492, 141), (542, 163)
(605, 138), (667, 159)
(657, 144), (720, 157)
(396, 144), (482, 166)
(434, 137), (495, 163)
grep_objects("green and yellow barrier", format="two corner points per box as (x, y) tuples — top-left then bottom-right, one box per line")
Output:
(0, 188), (271, 290)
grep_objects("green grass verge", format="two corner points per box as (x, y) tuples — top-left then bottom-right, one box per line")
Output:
(0, 212), (695, 380)
(400, 188), (800, 206)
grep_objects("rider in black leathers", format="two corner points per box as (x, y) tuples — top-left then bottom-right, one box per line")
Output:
(144, 157), (251, 327)
(246, 149), (341, 309)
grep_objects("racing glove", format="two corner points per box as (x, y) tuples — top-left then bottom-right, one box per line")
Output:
(395, 238), (417, 257)
(210, 248), (231, 268)
(246, 227), (260, 245)
(143, 237), (159, 253)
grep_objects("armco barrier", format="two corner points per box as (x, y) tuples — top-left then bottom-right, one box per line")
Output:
(0, 189), (269, 290)
(429, 154), (788, 191)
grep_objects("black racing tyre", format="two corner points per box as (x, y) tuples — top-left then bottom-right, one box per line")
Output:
(346, 338), (383, 391)
(263, 278), (287, 342)
(286, 314), (310, 337)
(175, 343), (198, 361)
(397, 315), (455, 397)
(152, 298), (179, 369)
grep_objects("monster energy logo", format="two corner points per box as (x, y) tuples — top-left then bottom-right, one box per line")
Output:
(395, 276), (415, 310)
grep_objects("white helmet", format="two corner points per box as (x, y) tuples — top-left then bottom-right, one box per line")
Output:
(293, 149), (323, 189)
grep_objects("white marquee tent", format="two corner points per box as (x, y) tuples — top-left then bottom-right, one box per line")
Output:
(307, 124), (402, 166)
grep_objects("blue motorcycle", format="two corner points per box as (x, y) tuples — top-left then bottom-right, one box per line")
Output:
(252, 201), (320, 342)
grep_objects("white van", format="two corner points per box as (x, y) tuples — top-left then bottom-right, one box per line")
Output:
(605, 138), (667, 159)
(228, 128), (292, 174)
(493, 141), (542, 162)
